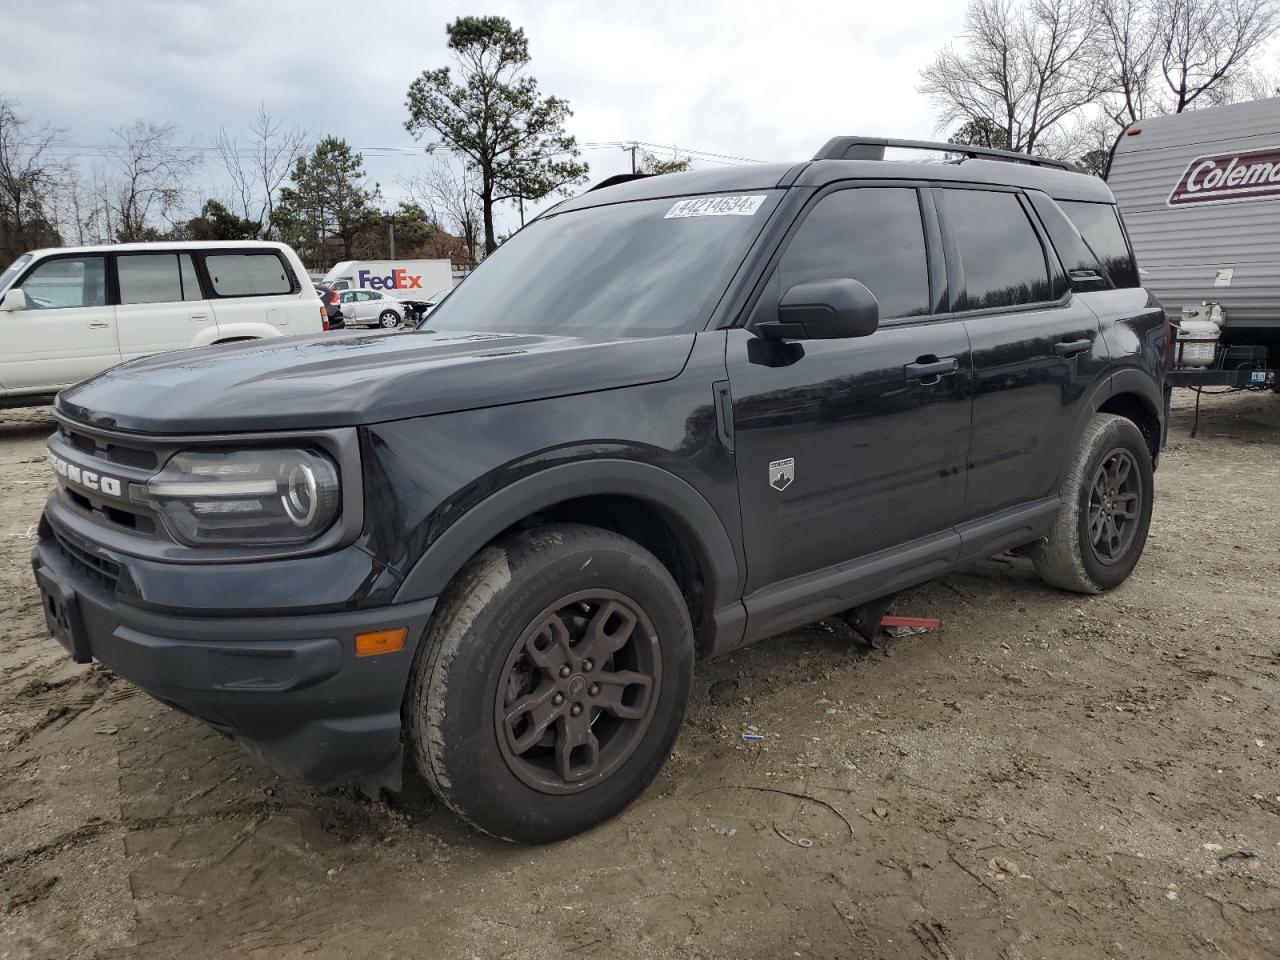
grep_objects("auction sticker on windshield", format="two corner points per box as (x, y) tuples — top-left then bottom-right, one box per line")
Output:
(665, 195), (767, 218)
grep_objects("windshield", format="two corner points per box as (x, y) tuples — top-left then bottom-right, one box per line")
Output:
(0, 254), (31, 291)
(424, 192), (779, 337)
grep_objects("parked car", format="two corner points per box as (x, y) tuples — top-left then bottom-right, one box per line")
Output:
(338, 288), (405, 328)
(0, 241), (326, 408)
(312, 283), (345, 330)
(32, 136), (1167, 843)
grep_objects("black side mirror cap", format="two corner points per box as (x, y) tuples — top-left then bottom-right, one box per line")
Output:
(757, 278), (880, 341)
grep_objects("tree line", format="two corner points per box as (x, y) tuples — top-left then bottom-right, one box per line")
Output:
(922, 0), (1280, 173)
(0, 15), (651, 269)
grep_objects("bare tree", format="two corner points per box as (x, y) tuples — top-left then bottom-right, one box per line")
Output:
(1095, 0), (1162, 126)
(1159, 0), (1279, 112)
(921, 0), (1106, 153)
(0, 96), (66, 260)
(402, 156), (482, 266)
(215, 104), (308, 239)
(97, 120), (200, 242)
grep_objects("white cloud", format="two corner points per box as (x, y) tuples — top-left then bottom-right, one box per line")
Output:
(1, 0), (967, 227)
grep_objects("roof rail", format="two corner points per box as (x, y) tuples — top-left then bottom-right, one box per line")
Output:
(814, 136), (1077, 172)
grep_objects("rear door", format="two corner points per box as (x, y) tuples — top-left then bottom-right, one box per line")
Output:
(0, 254), (120, 391)
(115, 252), (216, 362)
(938, 186), (1104, 520)
(728, 183), (973, 593)
(202, 249), (301, 335)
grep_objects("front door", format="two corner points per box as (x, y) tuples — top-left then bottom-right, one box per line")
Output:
(0, 254), (120, 391)
(728, 185), (974, 594)
(115, 252), (217, 362)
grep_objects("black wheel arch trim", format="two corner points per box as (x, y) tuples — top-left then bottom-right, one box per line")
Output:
(392, 458), (744, 619)
(1058, 367), (1164, 487)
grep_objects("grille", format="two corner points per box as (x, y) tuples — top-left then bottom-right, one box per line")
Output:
(53, 528), (121, 592)
(59, 424), (158, 470)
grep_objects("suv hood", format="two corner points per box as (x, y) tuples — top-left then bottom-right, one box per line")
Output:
(58, 330), (697, 434)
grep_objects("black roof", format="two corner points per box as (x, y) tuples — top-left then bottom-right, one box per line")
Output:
(556, 151), (1113, 215)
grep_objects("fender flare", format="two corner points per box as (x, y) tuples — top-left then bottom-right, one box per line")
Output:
(392, 459), (743, 609)
(1058, 367), (1164, 486)
(191, 323), (280, 347)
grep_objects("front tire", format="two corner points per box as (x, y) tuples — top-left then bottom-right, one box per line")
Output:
(1030, 413), (1154, 593)
(378, 310), (400, 328)
(404, 524), (695, 843)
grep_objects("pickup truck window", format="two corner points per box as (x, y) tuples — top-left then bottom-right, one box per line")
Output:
(426, 193), (780, 337)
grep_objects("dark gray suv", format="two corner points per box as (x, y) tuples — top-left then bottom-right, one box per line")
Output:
(33, 137), (1168, 842)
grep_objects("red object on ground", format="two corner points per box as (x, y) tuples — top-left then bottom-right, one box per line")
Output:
(879, 615), (942, 629)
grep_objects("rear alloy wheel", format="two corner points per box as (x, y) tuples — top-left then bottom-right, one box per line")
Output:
(378, 310), (400, 328)
(1030, 413), (1154, 593)
(404, 525), (694, 843)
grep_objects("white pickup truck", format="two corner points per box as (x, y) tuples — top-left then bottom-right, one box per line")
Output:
(0, 240), (327, 408)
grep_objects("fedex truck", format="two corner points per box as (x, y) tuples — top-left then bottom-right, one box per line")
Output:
(321, 259), (454, 298)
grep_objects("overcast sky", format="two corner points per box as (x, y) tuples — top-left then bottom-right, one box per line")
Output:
(5, 0), (970, 228)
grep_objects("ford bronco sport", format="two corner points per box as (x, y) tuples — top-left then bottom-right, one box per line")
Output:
(32, 137), (1167, 843)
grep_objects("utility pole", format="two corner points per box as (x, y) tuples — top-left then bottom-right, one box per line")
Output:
(388, 220), (395, 259)
(628, 143), (637, 174)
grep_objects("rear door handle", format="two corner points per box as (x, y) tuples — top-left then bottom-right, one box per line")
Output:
(904, 357), (958, 382)
(190, 312), (209, 321)
(1054, 338), (1093, 357)
(87, 320), (110, 329)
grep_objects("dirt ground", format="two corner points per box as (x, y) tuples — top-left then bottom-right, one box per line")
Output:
(0, 389), (1277, 960)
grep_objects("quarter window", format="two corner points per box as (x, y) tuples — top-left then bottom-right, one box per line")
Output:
(1027, 193), (1102, 289)
(1058, 200), (1140, 289)
(203, 252), (294, 297)
(18, 256), (107, 309)
(118, 253), (204, 304)
(944, 190), (1053, 310)
(778, 188), (932, 320)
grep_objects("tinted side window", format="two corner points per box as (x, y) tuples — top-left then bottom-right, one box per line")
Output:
(778, 188), (931, 320)
(1058, 200), (1139, 289)
(1027, 193), (1103, 290)
(118, 253), (203, 304)
(18, 256), (107, 309)
(944, 189), (1052, 310)
(203, 252), (294, 297)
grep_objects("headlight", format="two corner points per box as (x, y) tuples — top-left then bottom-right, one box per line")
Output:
(145, 448), (340, 547)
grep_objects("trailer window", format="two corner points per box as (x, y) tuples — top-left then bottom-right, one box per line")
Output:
(1058, 201), (1139, 289)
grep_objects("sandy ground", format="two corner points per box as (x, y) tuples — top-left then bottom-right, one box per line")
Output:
(0, 389), (1277, 960)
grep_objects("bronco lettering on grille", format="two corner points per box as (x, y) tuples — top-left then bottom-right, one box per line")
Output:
(47, 451), (124, 498)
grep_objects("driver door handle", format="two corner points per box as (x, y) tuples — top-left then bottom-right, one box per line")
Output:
(1054, 338), (1093, 357)
(87, 320), (111, 329)
(904, 356), (958, 382)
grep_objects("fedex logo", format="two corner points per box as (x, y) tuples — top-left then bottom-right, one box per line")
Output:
(358, 268), (423, 291)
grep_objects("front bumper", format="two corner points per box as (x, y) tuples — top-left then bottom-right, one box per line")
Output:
(32, 535), (437, 791)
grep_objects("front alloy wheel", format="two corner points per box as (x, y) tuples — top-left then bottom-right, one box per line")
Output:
(403, 524), (694, 843)
(496, 591), (660, 793)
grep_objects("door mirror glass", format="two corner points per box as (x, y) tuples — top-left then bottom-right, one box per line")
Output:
(0, 288), (27, 312)
(759, 279), (880, 341)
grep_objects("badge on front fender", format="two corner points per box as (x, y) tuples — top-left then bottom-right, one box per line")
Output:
(769, 458), (794, 492)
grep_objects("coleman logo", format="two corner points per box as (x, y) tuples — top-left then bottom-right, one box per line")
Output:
(1168, 145), (1280, 206)
(47, 451), (124, 498)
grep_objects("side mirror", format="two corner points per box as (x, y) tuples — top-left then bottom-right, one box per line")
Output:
(758, 279), (880, 341)
(0, 288), (27, 312)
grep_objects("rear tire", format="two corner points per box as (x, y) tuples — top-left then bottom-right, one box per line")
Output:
(403, 524), (695, 843)
(1030, 413), (1154, 593)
